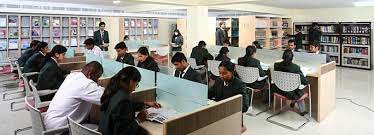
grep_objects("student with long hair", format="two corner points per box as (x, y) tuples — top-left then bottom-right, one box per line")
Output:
(99, 67), (161, 135)
(17, 40), (40, 67)
(215, 47), (230, 61)
(137, 47), (160, 72)
(23, 41), (49, 81)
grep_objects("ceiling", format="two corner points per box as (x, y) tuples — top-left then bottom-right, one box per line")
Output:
(247, 0), (366, 9)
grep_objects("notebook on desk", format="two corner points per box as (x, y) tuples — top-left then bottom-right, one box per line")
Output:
(146, 107), (178, 124)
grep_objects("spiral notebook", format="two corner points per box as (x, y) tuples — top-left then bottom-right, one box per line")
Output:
(146, 108), (178, 124)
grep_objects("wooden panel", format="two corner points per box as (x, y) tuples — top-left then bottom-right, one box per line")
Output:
(62, 56), (85, 63)
(59, 62), (85, 71)
(239, 16), (256, 48)
(164, 95), (242, 135)
(321, 61), (336, 75)
(74, 53), (84, 57)
(188, 112), (242, 135)
(307, 76), (319, 119)
(119, 17), (125, 42)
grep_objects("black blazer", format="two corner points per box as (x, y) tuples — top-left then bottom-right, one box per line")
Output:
(17, 48), (35, 67)
(98, 90), (146, 135)
(23, 52), (46, 73)
(137, 57), (160, 72)
(190, 46), (214, 66)
(36, 58), (70, 90)
(93, 30), (109, 51)
(116, 53), (135, 66)
(215, 28), (227, 45)
(214, 54), (230, 61)
(174, 66), (201, 83)
(208, 77), (249, 112)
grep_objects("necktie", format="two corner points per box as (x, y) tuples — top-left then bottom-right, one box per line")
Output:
(179, 71), (184, 78)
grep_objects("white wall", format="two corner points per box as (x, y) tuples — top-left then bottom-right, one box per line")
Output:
(290, 7), (374, 22)
(102, 17), (121, 59)
(158, 18), (177, 45)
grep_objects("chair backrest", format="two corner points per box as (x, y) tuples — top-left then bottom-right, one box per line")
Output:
(187, 57), (198, 69)
(22, 73), (32, 96)
(156, 46), (169, 56)
(24, 96), (46, 135)
(29, 80), (42, 108)
(15, 61), (22, 79)
(207, 60), (220, 76)
(68, 116), (102, 135)
(271, 70), (301, 92)
(236, 65), (260, 84)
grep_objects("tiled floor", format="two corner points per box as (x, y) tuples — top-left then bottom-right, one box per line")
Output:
(1, 67), (374, 135)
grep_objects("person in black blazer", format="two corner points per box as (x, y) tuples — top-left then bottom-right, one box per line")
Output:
(273, 49), (309, 116)
(17, 40), (40, 67)
(98, 67), (161, 135)
(309, 42), (331, 63)
(172, 52), (201, 83)
(216, 22), (228, 46)
(287, 39), (299, 52)
(93, 22), (109, 51)
(136, 47), (159, 72)
(23, 41), (49, 81)
(190, 41), (214, 66)
(215, 47), (230, 61)
(37, 45), (70, 101)
(115, 42), (134, 66)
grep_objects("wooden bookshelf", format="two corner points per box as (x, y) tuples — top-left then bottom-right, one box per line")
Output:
(123, 17), (158, 41)
(294, 22), (372, 70)
(0, 13), (102, 58)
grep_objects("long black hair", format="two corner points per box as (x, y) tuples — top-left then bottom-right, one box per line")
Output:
(35, 42), (48, 52)
(244, 45), (256, 58)
(216, 47), (229, 60)
(282, 49), (294, 65)
(100, 66), (142, 110)
(218, 60), (239, 78)
(46, 45), (67, 58)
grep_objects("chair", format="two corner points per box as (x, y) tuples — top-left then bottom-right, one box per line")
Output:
(236, 65), (270, 116)
(207, 60), (220, 77)
(8, 72), (40, 111)
(154, 46), (169, 66)
(29, 80), (57, 109)
(266, 70), (311, 131)
(68, 116), (102, 135)
(23, 96), (69, 135)
(187, 57), (204, 70)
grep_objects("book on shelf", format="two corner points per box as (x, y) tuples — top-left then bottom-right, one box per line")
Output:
(125, 29), (129, 35)
(136, 20), (141, 27)
(321, 36), (340, 44)
(71, 28), (77, 36)
(124, 20), (129, 27)
(256, 20), (268, 28)
(53, 17), (60, 27)
(88, 29), (94, 36)
(88, 18), (94, 27)
(21, 16), (30, 27)
(21, 28), (30, 38)
(143, 28), (147, 35)
(343, 47), (369, 55)
(0, 39), (6, 50)
(42, 17), (50, 27)
(53, 38), (61, 44)
(154, 20), (158, 27)
(343, 36), (370, 45)
(330, 56), (339, 63)
(320, 25), (337, 33)
(62, 38), (69, 46)
(143, 21), (147, 28)
(148, 20), (153, 27)
(0, 29), (6, 38)
(71, 18), (78, 27)
(9, 28), (18, 38)
(80, 18), (86, 27)
(21, 39), (29, 49)
(62, 17), (69, 27)
(146, 108), (178, 124)
(343, 57), (369, 67)
(53, 28), (61, 37)
(32, 28), (40, 37)
(62, 28), (69, 36)
(8, 16), (18, 27)
(322, 46), (339, 53)
(8, 39), (18, 49)
(0, 17), (6, 27)
(130, 20), (135, 27)
(343, 25), (370, 34)
(42, 37), (50, 43)
(42, 28), (50, 37)
(71, 37), (77, 46)
(32, 18), (40, 27)
(80, 28), (86, 36)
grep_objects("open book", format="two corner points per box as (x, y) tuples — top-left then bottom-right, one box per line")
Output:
(146, 108), (178, 124)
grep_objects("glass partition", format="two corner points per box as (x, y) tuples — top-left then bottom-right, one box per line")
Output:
(102, 59), (124, 78)
(65, 48), (75, 58)
(129, 64), (156, 91)
(86, 54), (102, 64)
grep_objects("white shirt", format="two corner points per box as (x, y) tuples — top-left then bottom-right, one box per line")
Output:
(173, 64), (190, 78)
(44, 72), (104, 130)
(316, 51), (320, 54)
(86, 46), (103, 58)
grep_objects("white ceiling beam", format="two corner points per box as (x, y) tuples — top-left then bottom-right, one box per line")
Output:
(124, 4), (187, 13)
(125, 0), (199, 6)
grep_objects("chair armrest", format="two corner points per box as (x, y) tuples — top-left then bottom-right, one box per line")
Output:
(23, 72), (40, 77)
(42, 125), (69, 135)
(257, 75), (268, 81)
(298, 85), (307, 90)
(193, 65), (205, 70)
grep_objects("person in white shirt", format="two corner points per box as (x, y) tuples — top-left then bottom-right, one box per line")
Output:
(309, 42), (331, 63)
(172, 52), (201, 83)
(84, 38), (104, 57)
(44, 61), (104, 130)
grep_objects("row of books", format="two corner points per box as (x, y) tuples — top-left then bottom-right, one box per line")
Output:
(321, 46), (339, 53)
(125, 28), (158, 35)
(299, 26), (310, 33)
(255, 31), (267, 38)
(124, 19), (159, 28)
(321, 36), (340, 44)
(330, 56), (339, 63)
(342, 36), (370, 45)
(6, 16), (100, 28)
(343, 47), (369, 55)
(256, 19), (268, 28)
(320, 25), (338, 33)
(343, 57), (369, 66)
(343, 25), (370, 34)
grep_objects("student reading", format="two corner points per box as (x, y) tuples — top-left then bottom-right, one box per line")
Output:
(44, 61), (105, 130)
(172, 52), (201, 83)
(115, 41), (134, 65)
(214, 47), (230, 61)
(36, 45), (70, 101)
(309, 42), (331, 63)
(17, 40), (40, 67)
(23, 41), (49, 81)
(272, 49), (309, 116)
(85, 38), (104, 58)
(98, 66), (161, 135)
(190, 41), (214, 66)
(137, 47), (160, 72)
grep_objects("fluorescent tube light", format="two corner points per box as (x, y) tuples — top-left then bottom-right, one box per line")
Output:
(353, 0), (374, 7)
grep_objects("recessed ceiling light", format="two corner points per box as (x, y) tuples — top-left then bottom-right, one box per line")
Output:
(113, 0), (121, 4)
(353, 0), (374, 7)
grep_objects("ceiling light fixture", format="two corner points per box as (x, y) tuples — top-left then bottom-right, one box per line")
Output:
(113, 0), (121, 4)
(353, 0), (374, 7)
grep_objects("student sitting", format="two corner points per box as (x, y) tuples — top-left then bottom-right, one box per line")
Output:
(172, 52), (201, 83)
(23, 41), (49, 81)
(98, 66), (161, 135)
(215, 47), (230, 61)
(44, 61), (105, 130)
(190, 41), (214, 66)
(208, 60), (249, 133)
(17, 40), (40, 67)
(273, 49), (309, 116)
(84, 38), (103, 58)
(309, 42), (331, 63)
(115, 42), (134, 65)
(287, 39), (298, 52)
(36, 45), (70, 101)
(238, 46), (268, 102)
(136, 47), (160, 72)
